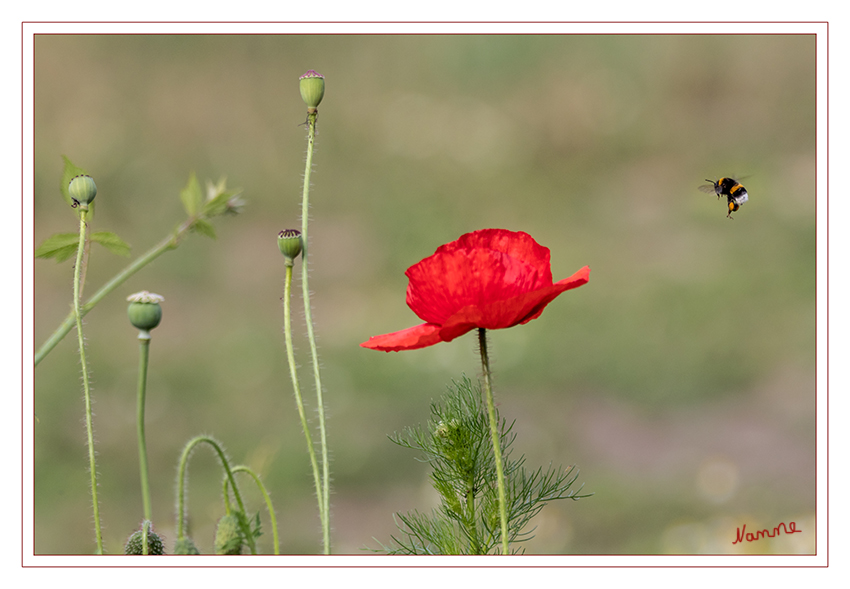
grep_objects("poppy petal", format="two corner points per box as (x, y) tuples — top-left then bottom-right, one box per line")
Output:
(438, 265), (590, 336)
(448, 228), (554, 283)
(361, 230), (589, 353)
(406, 249), (546, 324)
(516, 265), (591, 324)
(359, 322), (444, 352)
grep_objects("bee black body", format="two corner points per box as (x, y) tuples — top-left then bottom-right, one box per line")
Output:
(699, 177), (749, 218)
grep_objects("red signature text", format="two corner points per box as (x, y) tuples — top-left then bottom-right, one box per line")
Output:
(733, 522), (802, 544)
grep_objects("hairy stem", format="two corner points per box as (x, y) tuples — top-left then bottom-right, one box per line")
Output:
(74, 208), (103, 554)
(230, 465), (280, 555)
(300, 110), (331, 554)
(283, 262), (325, 544)
(478, 328), (509, 555)
(175, 435), (256, 554)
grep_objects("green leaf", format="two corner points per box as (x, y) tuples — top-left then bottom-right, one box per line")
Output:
(90, 231), (131, 257)
(179, 172), (203, 217)
(34, 232), (80, 263)
(202, 177), (238, 217)
(191, 218), (217, 239)
(202, 190), (234, 217)
(60, 156), (88, 207)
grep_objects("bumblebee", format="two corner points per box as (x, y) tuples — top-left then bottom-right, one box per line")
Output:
(699, 177), (749, 219)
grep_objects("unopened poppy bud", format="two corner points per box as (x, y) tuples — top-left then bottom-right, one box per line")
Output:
(127, 291), (164, 332)
(215, 514), (243, 555)
(278, 229), (303, 265)
(299, 70), (325, 112)
(124, 523), (165, 555)
(173, 536), (200, 555)
(68, 174), (97, 208)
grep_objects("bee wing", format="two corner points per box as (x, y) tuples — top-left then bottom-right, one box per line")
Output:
(698, 184), (717, 194)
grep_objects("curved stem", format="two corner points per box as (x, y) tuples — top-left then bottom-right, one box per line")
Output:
(136, 332), (152, 521)
(300, 110), (331, 554)
(74, 208), (103, 554)
(283, 262), (325, 544)
(221, 477), (233, 513)
(175, 435), (255, 553)
(478, 328), (509, 555)
(229, 465), (280, 555)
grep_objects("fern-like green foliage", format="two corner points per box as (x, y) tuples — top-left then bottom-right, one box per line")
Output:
(378, 376), (590, 555)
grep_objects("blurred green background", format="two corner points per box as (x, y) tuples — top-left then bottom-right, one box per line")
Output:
(33, 34), (815, 555)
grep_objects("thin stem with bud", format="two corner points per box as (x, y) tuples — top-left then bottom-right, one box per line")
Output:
(73, 207), (103, 554)
(175, 435), (257, 554)
(283, 259), (325, 543)
(300, 103), (331, 554)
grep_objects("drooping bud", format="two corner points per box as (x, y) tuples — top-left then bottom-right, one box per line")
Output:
(127, 291), (164, 332)
(278, 229), (303, 266)
(124, 522), (165, 555)
(214, 513), (244, 555)
(299, 70), (325, 113)
(68, 174), (97, 208)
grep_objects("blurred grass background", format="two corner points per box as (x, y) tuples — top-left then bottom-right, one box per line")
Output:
(33, 34), (815, 555)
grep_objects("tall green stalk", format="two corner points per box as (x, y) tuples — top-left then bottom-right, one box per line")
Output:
(283, 259), (325, 541)
(300, 108), (331, 554)
(478, 328), (509, 555)
(73, 208), (103, 554)
(136, 332), (153, 521)
(127, 291), (164, 525)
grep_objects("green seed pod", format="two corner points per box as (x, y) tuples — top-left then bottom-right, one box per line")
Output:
(124, 525), (165, 555)
(215, 514), (243, 555)
(68, 174), (97, 207)
(278, 229), (303, 265)
(299, 70), (325, 112)
(173, 536), (201, 555)
(127, 291), (164, 331)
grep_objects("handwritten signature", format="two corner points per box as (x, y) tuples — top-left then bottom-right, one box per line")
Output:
(733, 522), (802, 544)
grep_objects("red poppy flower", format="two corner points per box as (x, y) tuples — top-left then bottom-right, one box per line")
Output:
(361, 228), (590, 352)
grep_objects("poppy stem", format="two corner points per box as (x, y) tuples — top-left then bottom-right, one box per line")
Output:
(301, 110), (332, 554)
(73, 208), (104, 554)
(136, 331), (153, 523)
(174, 435), (256, 554)
(478, 328), (510, 555)
(283, 262), (325, 544)
(226, 465), (281, 555)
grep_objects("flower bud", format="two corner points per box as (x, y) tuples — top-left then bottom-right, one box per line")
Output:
(278, 229), (303, 265)
(124, 523), (165, 555)
(173, 536), (200, 555)
(68, 174), (97, 208)
(299, 70), (325, 112)
(214, 514), (244, 555)
(127, 291), (164, 332)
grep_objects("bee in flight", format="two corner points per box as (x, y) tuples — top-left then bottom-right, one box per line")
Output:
(699, 177), (749, 219)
